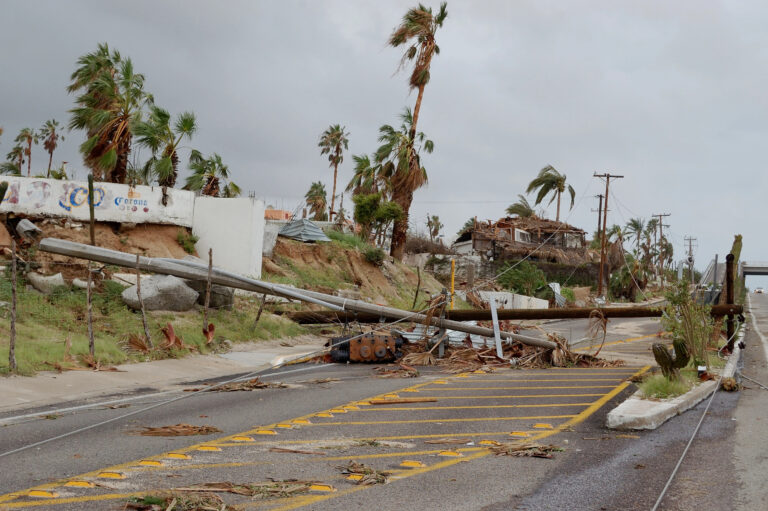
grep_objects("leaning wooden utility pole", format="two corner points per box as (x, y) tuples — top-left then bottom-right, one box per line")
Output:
(594, 173), (623, 297)
(86, 174), (96, 357)
(9, 239), (17, 372)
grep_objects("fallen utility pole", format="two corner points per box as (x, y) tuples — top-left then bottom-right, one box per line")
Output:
(39, 238), (556, 350)
(280, 303), (743, 324)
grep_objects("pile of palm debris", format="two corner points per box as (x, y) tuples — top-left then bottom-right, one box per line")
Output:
(373, 364), (419, 378)
(133, 424), (221, 437)
(490, 442), (564, 459)
(171, 481), (316, 500)
(184, 378), (287, 392)
(126, 493), (232, 510)
(338, 461), (391, 485)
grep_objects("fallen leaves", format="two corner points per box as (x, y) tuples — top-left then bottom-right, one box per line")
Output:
(173, 481), (315, 499)
(374, 364), (419, 378)
(269, 447), (326, 456)
(424, 438), (471, 445)
(133, 424), (222, 437)
(490, 442), (564, 459)
(338, 461), (391, 485)
(721, 377), (741, 392)
(184, 378), (287, 393)
(126, 493), (230, 510)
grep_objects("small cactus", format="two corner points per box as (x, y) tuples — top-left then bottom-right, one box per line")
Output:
(652, 337), (690, 381)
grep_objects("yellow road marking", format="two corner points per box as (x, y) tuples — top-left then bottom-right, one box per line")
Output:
(165, 453), (191, 460)
(438, 378), (625, 382)
(400, 393), (607, 399)
(400, 460), (426, 468)
(27, 491), (58, 499)
(309, 415), (577, 426)
(355, 403), (594, 411)
(423, 385), (618, 390)
(63, 481), (94, 488)
(137, 460), (163, 467)
(575, 333), (664, 352)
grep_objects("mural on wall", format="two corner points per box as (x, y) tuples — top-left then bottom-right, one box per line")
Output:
(0, 176), (194, 227)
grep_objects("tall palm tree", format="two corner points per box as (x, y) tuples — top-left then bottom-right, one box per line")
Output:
(15, 128), (38, 177)
(184, 150), (240, 198)
(505, 194), (535, 218)
(5, 145), (24, 174)
(39, 119), (64, 178)
(304, 181), (328, 221)
(318, 124), (349, 220)
(347, 154), (385, 196)
(68, 44), (148, 183)
(388, 2), (448, 140)
(526, 165), (575, 222)
(375, 107), (433, 259)
(624, 217), (645, 254)
(134, 105), (196, 188)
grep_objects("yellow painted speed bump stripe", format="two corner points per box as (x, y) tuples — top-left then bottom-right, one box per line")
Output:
(309, 484), (336, 492)
(509, 431), (530, 437)
(438, 451), (462, 457)
(456, 374), (470, 378)
(64, 481), (95, 488)
(346, 474), (364, 482)
(329, 409), (348, 414)
(402, 389), (419, 393)
(479, 440), (500, 446)
(343, 405), (360, 410)
(533, 423), (553, 429)
(27, 490), (58, 498)
(138, 460), (163, 467)
(276, 424), (293, 429)
(383, 394), (399, 399)
(400, 460), (426, 468)
(432, 381), (448, 384)
(311, 415), (576, 426)
(165, 453), (191, 460)
(234, 435), (256, 441)
(356, 401), (372, 405)
(473, 370), (486, 374)
(253, 430), (276, 436)
(197, 446), (221, 452)
(97, 472), (125, 479)
(292, 419), (311, 425)
(315, 412), (333, 418)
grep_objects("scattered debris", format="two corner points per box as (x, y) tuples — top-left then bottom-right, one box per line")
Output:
(269, 447), (326, 456)
(134, 424), (222, 437)
(634, 463), (646, 469)
(161, 323), (195, 351)
(424, 438), (471, 445)
(305, 377), (341, 384)
(121, 333), (153, 354)
(214, 378), (287, 392)
(79, 353), (120, 372)
(490, 442), (564, 459)
(373, 364), (419, 378)
(203, 323), (215, 345)
(721, 377), (741, 392)
(174, 481), (315, 499)
(126, 493), (231, 510)
(337, 461), (391, 485)
(401, 350), (436, 366)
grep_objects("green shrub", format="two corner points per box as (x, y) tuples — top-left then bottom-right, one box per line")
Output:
(176, 229), (199, 254)
(498, 261), (546, 296)
(661, 279), (714, 367)
(639, 373), (693, 399)
(325, 229), (368, 251)
(364, 246), (385, 266)
(561, 287), (576, 304)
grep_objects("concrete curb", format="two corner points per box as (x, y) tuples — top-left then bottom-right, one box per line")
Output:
(606, 331), (744, 430)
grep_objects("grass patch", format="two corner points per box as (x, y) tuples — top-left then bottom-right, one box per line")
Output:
(0, 275), (305, 375)
(639, 373), (694, 399)
(325, 230), (369, 251)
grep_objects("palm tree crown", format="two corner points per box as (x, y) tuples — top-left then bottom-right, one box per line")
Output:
(14, 128), (38, 177)
(318, 124), (349, 220)
(184, 150), (240, 198)
(526, 165), (575, 222)
(505, 194), (535, 218)
(304, 181), (328, 221)
(39, 119), (64, 178)
(134, 105), (197, 188)
(624, 217), (645, 253)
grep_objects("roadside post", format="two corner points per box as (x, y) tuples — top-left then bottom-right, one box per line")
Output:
(725, 253), (735, 351)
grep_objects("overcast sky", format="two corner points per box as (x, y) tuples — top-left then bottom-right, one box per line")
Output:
(2, 0), (767, 284)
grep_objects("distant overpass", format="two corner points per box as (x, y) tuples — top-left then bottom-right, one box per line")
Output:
(741, 262), (768, 276)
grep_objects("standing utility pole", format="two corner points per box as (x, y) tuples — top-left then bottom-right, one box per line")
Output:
(592, 194), (604, 235)
(594, 173), (623, 297)
(684, 236), (697, 283)
(652, 213), (671, 284)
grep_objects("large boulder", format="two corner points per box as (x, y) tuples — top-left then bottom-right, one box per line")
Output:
(184, 279), (235, 310)
(122, 275), (199, 311)
(27, 272), (67, 294)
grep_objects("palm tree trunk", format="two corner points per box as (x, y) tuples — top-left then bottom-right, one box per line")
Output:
(26, 140), (32, 177)
(556, 191), (561, 222)
(390, 188), (413, 261)
(111, 132), (131, 184)
(330, 159), (338, 220)
(410, 84), (426, 139)
(47, 151), (53, 178)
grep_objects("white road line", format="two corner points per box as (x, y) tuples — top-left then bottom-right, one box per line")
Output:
(747, 294), (768, 362)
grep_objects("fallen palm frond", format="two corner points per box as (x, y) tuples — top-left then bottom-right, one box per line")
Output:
(373, 364), (419, 378)
(337, 461), (391, 485)
(490, 441), (563, 459)
(305, 377), (341, 384)
(269, 447), (326, 456)
(121, 333), (153, 354)
(401, 350), (436, 366)
(203, 323), (216, 345)
(80, 353), (121, 372)
(215, 378), (287, 392)
(423, 438), (470, 445)
(161, 323), (196, 352)
(173, 481), (315, 499)
(133, 424), (222, 437)
(125, 492), (231, 510)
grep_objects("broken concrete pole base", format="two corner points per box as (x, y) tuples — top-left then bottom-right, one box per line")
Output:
(122, 275), (199, 312)
(16, 218), (43, 240)
(27, 272), (67, 294)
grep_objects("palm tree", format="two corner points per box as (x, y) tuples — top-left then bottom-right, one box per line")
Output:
(0, 162), (21, 176)
(39, 119), (64, 178)
(184, 150), (240, 198)
(505, 194), (535, 218)
(374, 107), (433, 259)
(347, 154), (378, 196)
(388, 2), (448, 141)
(15, 128), (38, 177)
(624, 217), (645, 254)
(5, 145), (24, 174)
(526, 165), (575, 222)
(134, 105), (196, 188)
(304, 181), (328, 221)
(68, 44), (148, 183)
(318, 124), (349, 220)
(426, 214), (443, 242)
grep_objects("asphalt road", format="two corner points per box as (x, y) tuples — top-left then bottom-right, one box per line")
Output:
(1, 313), (762, 510)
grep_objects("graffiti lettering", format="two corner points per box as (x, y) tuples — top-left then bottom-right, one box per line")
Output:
(114, 197), (149, 207)
(58, 186), (105, 212)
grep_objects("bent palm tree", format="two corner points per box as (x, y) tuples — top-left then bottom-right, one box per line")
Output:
(184, 150), (240, 198)
(505, 194), (535, 218)
(526, 165), (575, 222)
(68, 44), (147, 183)
(318, 125), (349, 220)
(347, 154), (385, 196)
(39, 119), (64, 178)
(375, 108), (433, 259)
(134, 106), (196, 189)
(304, 181), (328, 221)
(625, 217), (645, 254)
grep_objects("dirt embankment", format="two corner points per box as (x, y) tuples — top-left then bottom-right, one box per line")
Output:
(264, 238), (444, 309)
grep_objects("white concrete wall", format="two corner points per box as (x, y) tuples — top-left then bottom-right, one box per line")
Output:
(192, 196), (265, 278)
(456, 290), (549, 309)
(0, 176), (195, 227)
